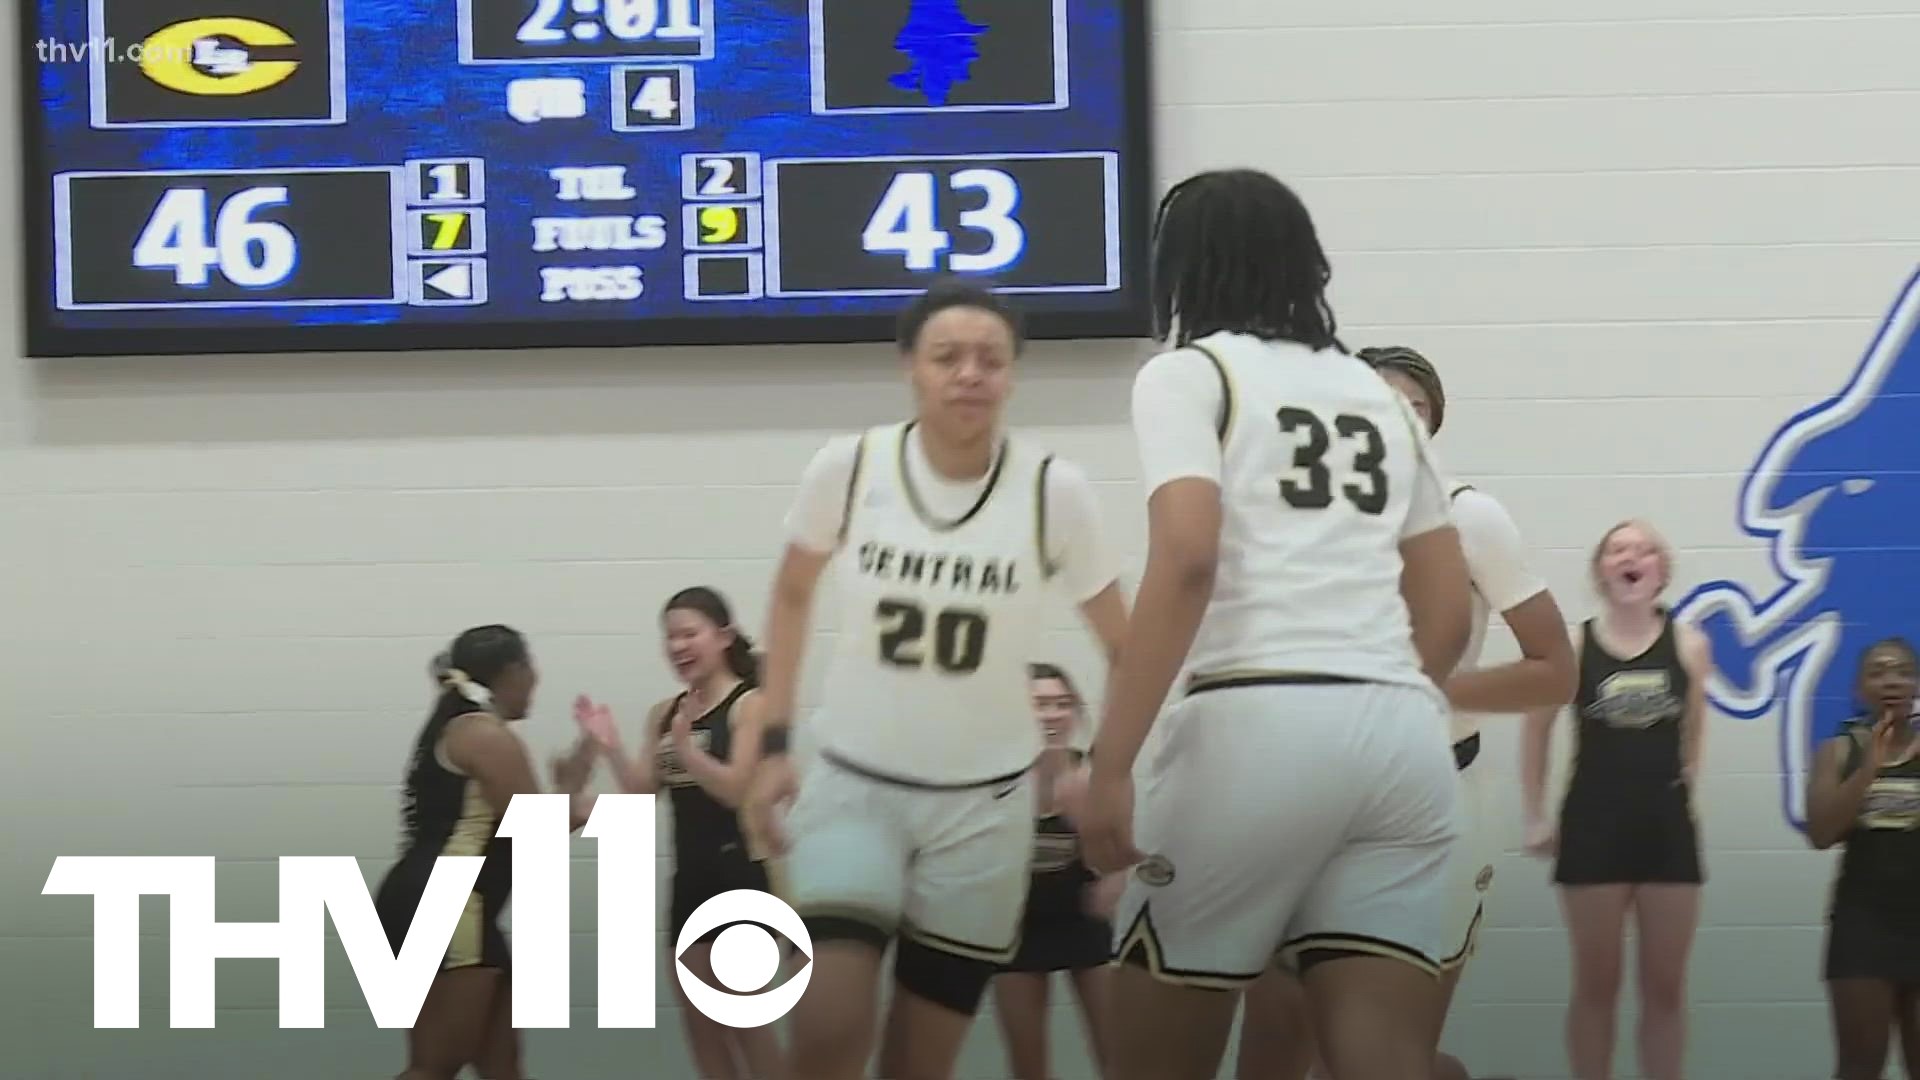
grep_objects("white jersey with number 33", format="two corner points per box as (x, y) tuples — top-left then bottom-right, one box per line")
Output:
(805, 422), (1062, 785)
(1131, 330), (1456, 690)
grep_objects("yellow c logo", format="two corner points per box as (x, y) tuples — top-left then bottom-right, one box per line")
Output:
(140, 18), (299, 97)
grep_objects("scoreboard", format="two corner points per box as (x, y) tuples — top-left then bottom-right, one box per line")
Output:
(22, 0), (1151, 357)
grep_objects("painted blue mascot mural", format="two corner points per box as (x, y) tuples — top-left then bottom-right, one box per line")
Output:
(1676, 269), (1920, 829)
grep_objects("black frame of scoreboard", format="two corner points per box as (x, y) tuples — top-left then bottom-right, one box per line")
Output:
(17, 1), (1155, 359)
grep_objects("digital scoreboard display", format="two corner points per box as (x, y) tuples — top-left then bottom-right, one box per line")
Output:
(22, 0), (1151, 357)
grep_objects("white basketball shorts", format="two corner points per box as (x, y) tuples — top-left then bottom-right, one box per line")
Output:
(1111, 678), (1460, 988)
(777, 752), (1035, 962)
(1439, 739), (1496, 971)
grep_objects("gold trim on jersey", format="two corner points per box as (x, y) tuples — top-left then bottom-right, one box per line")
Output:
(1438, 901), (1485, 972)
(440, 782), (495, 968)
(900, 922), (1020, 964)
(1113, 905), (1261, 990)
(896, 421), (1008, 532)
(1190, 342), (1235, 445)
(446, 893), (486, 968)
(1277, 933), (1442, 978)
(838, 433), (867, 544)
(1034, 454), (1059, 580)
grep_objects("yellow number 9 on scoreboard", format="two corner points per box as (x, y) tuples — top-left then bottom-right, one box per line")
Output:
(682, 202), (761, 252)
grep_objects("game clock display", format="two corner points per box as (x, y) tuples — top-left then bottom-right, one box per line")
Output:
(22, 0), (1151, 357)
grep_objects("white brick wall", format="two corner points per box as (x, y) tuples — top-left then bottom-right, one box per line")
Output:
(6, 2), (1918, 1077)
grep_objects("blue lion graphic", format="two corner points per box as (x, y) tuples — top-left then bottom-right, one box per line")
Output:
(889, 0), (987, 107)
(1674, 269), (1920, 830)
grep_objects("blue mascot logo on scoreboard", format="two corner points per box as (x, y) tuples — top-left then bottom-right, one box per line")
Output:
(1676, 269), (1920, 830)
(890, 0), (987, 106)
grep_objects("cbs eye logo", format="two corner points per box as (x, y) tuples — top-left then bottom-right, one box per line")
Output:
(675, 889), (813, 1027)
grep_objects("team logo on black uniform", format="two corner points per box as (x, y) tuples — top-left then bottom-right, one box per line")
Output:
(92, 0), (342, 127)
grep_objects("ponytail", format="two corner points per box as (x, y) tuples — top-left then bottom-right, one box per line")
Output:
(726, 635), (760, 683)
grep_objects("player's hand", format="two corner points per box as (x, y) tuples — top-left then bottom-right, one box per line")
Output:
(1868, 707), (1907, 765)
(1523, 815), (1557, 859)
(1083, 873), (1125, 921)
(742, 754), (798, 860)
(573, 694), (619, 752)
(1078, 770), (1144, 874)
(670, 700), (697, 746)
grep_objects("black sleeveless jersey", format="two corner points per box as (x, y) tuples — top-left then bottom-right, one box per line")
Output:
(1833, 719), (1920, 923)
(657, 681), (755, 870)
(395, 692), (510, 900)
(1569, 615), (1689, 787)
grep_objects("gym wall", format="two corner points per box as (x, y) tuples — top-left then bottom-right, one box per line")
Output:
(4, 2), (1917, 1078)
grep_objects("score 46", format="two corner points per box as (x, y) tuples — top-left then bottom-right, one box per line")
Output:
(134, 187), (296, 288)
(862, 169), (1024, 274)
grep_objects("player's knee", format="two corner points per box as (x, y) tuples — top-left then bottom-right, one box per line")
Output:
(894, 937), (998, 1016)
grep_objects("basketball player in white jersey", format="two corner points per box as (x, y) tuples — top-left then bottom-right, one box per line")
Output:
(1232, 345), (1579, 1080)
(740, 281), (1128, 1080)
(1076, 169), (1476, 1080)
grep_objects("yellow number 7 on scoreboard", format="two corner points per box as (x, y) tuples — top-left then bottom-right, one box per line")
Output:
(426, 212), (469, 251)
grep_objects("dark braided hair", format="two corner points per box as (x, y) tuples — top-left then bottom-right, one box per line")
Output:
(1359, 345), (1448, 433)
(1151, 169), (1340, 351)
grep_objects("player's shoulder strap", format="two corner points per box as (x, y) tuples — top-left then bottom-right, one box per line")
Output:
(1186, 341), (1235, 445)
(1035, 451), (1060, 580)
(836, 431), (870, 545)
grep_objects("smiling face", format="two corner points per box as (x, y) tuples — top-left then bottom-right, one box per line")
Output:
(662, 606), (732, 687)
(1594, 521), (1671, 606)
(907, 305), (1015, 449)
(1030, 675), (1078, 743)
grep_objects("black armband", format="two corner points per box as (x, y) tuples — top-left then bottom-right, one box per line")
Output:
(761, 727), (791, 756)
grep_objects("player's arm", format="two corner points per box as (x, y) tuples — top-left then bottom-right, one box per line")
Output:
(446, 714), (594, 831)
(1042, 458), (1129, 663)
(1395, 402), (1473, 682)
(1806, 731), (1875, 850)
(1443, 491), (1577, 713)
(756, 438), (857, 744)
(674, 689), (766, 808)
(1519, 705), (1560, 826)
(1090, 351), (1222, 780)
(1677, 622), (1713, 785)
(600, 700), (669, 794)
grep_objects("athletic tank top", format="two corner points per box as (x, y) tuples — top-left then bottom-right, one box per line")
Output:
(1569, 616), (1688, 786)
(1832, 720), (1920, 922)
(397, 693), (510, 897)
(657, 681), (755, 869)
(1026, 750), (1097, 919)
(816, 420), (1056, 785)
(1174, 331), (1439, 692)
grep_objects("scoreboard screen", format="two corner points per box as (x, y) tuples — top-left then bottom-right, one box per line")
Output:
(21, 0), (1151, 357)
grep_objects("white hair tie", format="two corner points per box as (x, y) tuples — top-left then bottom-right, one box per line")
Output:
(443, 667), (495, 708)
